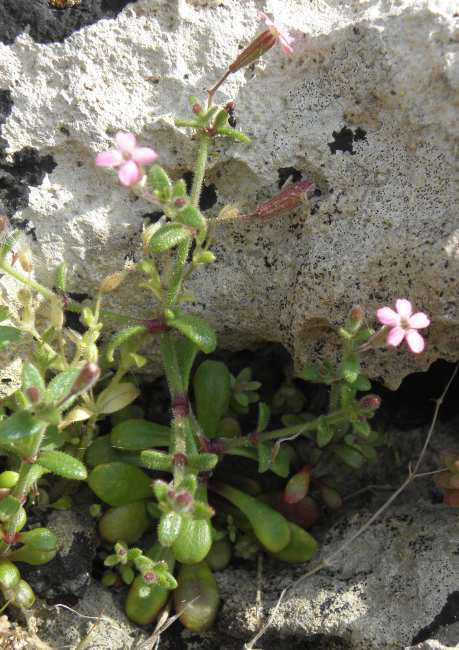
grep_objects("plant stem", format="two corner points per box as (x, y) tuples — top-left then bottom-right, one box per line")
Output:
(0, 422), (47, 554)
(0, 260), (137, 325)
(159, 333), (188, 486)
(0, 261), (55, 301)
(223, 409), (349, 451)
(190, 134), (210, 208)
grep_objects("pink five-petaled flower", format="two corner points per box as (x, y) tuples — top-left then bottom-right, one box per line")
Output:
(377, 299), (430, 354)
(258, 11), (295, 56)
(95, 132), (157, 187)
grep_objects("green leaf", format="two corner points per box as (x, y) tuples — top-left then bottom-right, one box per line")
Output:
(358, 444), (378, 461)
(140, 450), (172, 471)
(149, 223), (190, 254)
(22, 362), (46, 394)
(257, 443), (290, 478)
(168, 313), (217, 354)
(96, 382), (140, 415)
(296, 364), (319, 382)
(316, 416), (334, 448)
(45, 368), (81, 405)
(38, 450), (87, 480)
(175, 205), (206, 231)
(256, 403), (270, 433)
(187, 453), (219, 472)
(333, 444), (364, 469)
(55, 262), (67, 292)
(213, 109), (229, 129)
(148, 165), (172, 202)
(0, 411), (45, 459)
(352, 419), (371, 438)
(111, 419), (170, 450)
(193, 360), (231, 438)
(0, 306), (10, 322)
(172, 179), (188, 199)
(106, 326), (148, 363)
(175, 338), (199, 390)
(86, 434), (120, 467)
(0, 495), (21, 522)
(216, 126), (251, 144)
(351, 374), (372, 391)
(257, 442), (271, 474)
(88, 462), (152, 506)
(234, 392), (249, 407)
(341, 353), (360, 384)
(0, 325), (21, 350)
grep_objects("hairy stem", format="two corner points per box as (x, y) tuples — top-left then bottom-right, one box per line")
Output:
(190, 134), (210, 208)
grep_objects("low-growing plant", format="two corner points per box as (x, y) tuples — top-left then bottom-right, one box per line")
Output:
(0, 10), (437, 636)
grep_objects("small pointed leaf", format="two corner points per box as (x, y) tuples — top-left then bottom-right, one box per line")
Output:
(149, 223), (190, 254)
(168, 313), (217, 354)
(38, 450), (87, 480)
(106, 326), (148, 363)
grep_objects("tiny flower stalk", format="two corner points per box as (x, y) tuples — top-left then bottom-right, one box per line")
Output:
(207, 12), (294, 104)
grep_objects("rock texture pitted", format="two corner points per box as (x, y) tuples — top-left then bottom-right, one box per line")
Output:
(0, 0), (457, 388)
(215, 501), (459, 650)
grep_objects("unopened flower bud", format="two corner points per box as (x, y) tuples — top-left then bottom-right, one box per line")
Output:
(228, 30), (277, 74)
(69, 362), (101, 396)
(100, 271), (126, 293)
(359, 394), (382, 412)
(49, 298), (64, 330)
(217, 205), (240, 222)
(25, 386), (41, 403)
(248, 179), (315, 219)
(174, 490), (194, 512)
(174, 198), (187, 208)
(18, 250), (33, 273)
(192, 102), (202, 114)
(346, 305), (364, 333)
(143, 571), (157, 584)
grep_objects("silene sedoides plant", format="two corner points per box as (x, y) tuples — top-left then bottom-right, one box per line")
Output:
(0, 11), (441, 634)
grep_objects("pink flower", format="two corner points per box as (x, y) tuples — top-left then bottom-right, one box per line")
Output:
(377, 299), (430, 354)
(95, 132), (157, 187)
(258, 12), (295, 56)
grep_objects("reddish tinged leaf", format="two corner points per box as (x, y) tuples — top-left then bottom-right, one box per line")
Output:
(284, 465), (312, 504)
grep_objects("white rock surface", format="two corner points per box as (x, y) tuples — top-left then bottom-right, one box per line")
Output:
(215, 501), (459, 649)
(0, 0), (457, 388)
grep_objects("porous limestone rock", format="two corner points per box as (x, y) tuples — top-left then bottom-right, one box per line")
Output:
(214, 500), (459, 650)
(0, 0), (457, 389)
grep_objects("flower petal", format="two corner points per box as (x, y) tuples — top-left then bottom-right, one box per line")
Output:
(405, 329), (425, 353)
(115, 132), (137, 154)
(395, 299), (412, 319)
(408, 312), (430, 329)
(279, 35), (295, 56)
(376, 307), (400, 327)
(387, 326), (405, 347)
(132, 147), (158, 165)
(118, 160), (141, 186)
(258, 11), (275, 29)
(95, 150), (122, 168)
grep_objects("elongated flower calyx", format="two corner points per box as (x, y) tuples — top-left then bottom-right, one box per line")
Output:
(246, 179), (314, 219)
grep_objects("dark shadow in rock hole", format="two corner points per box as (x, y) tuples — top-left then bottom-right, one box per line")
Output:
(412, 591), (459, 644)
(183, 171), (218, 211)
(0, 0), (140, 45)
